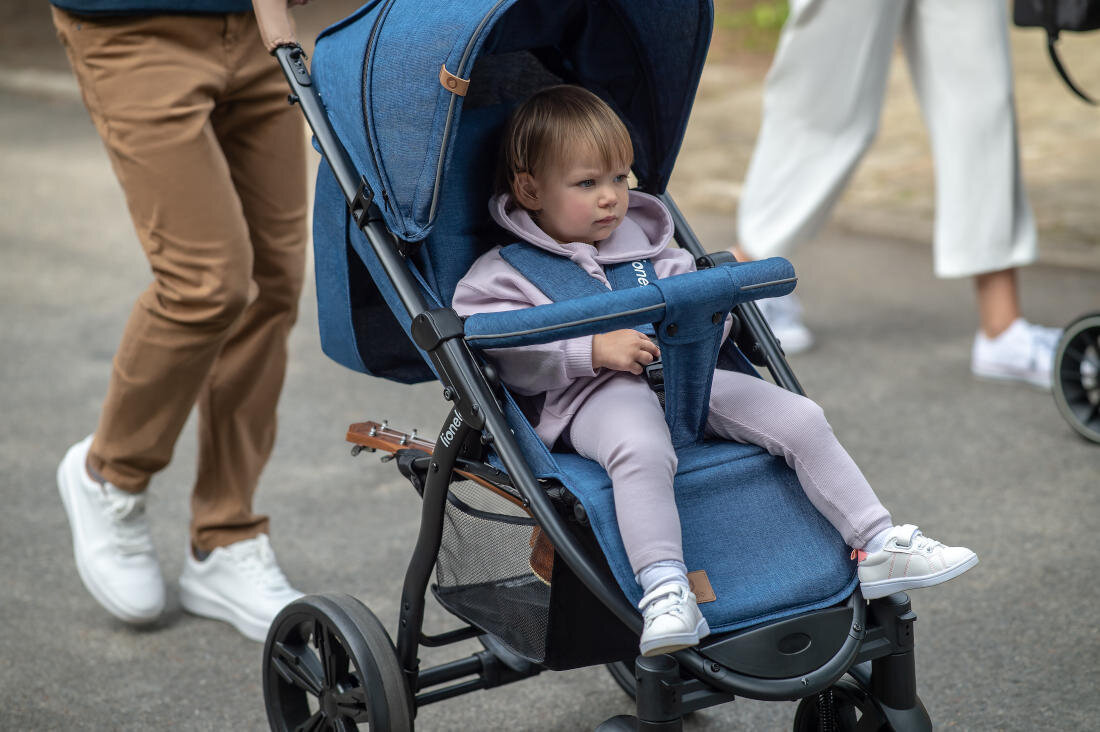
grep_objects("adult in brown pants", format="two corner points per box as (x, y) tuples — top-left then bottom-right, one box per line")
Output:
(52, 0), (308, 642)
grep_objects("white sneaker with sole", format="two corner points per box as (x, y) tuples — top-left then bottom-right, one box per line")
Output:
(638, 582), (710, 657)
(757, 293), (814, 354)
(57, 435), (165, 624)
(179, 534), (303, 642)
(971, 318), (1061, 389)
(857, 525), (978, 600)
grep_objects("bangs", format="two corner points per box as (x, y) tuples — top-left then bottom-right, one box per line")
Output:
(499, 85), (635, 193)
(554, 115), (633, 173)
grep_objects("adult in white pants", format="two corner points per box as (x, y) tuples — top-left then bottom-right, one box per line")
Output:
(736, 0), (1060, 388)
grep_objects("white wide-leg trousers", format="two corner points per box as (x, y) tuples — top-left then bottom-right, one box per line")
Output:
(737, 0), (1037, 279)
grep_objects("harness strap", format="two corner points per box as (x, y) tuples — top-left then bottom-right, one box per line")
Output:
(500, 242), (658, 337)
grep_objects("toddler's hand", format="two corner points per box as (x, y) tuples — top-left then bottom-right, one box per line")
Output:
(592, 330), (660, 375)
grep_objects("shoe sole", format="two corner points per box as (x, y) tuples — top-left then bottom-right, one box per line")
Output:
(972, 365), (1051, 390)
(57, 442), (163, 625)
(178, 575), (269, 642)
(860, 553), (979, 600)
(640, 617), (710, 657)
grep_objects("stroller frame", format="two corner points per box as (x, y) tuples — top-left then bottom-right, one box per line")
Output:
(264, 41), (933, 732)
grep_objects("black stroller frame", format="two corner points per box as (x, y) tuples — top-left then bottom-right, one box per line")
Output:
(263, 42), (934, 732)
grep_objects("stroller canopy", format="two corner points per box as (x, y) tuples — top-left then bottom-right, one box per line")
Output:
(313, 0), (713, 242)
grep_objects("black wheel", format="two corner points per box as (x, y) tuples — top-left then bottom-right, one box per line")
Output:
(792, 678), (890, 731)
(263, 593), (413, 732)
(606, 660), (637, 700)
(1053, 312), (1100, 443)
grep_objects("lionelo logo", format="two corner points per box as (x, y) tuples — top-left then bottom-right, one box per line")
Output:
(632, 261), (651, 286)
(439, 412), (464, 447)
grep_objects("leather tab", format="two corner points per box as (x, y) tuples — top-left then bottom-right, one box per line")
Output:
(439, 64), (470, 96)
(688, 570), (716, 603)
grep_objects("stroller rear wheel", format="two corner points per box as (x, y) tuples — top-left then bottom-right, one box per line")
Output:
(1053, 312), (1100, 443)
(263, 593), (413, 732)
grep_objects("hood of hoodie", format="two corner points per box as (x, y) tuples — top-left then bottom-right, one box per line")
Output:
(488, 189), (674, 265)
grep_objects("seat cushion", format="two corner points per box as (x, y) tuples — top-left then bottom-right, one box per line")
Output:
(553, 439), (858, 634)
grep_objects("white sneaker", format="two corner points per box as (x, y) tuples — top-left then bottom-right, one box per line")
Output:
(857, 525), (978, 600)
(57, 435), (165, 624)
(179, 534), (303, 642)
(971, 318), (1062, 389)
(638, 583), (710, 657)
(757, 293), (814, 354)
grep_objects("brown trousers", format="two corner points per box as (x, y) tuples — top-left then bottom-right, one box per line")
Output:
(53, 9), (308, 552)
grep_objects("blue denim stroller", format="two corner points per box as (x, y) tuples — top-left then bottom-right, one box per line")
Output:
(257, 1), (935, 729)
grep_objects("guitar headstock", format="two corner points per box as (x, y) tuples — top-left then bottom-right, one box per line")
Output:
(347, 420), (436, 454)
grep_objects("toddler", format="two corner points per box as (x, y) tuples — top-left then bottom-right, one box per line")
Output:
(452, 85), (977, 656)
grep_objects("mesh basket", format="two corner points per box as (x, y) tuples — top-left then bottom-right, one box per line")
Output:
(432, 477), (552, 662)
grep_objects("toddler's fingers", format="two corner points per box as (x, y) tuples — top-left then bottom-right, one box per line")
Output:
(639, 337), (660, 358)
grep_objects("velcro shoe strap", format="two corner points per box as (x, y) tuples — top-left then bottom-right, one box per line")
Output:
(894, 524), (921, 548)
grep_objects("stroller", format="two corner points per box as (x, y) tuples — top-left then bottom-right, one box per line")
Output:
(254, 1), (935, 729)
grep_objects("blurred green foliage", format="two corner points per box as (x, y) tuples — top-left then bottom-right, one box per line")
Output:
(714, 0), (789, 52)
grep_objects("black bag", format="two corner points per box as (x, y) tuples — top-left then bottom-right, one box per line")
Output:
(1014, 0), (1100, 104)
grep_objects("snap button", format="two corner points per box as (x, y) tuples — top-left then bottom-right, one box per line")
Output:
(666, 323), (678, 336)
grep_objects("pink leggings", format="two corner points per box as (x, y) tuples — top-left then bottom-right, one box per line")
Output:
(566, 370), (893, 573)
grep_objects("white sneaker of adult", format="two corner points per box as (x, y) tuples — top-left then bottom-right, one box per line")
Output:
(57, 435), (165, 624)
(638, 582), (710, 657)
(971, 318), (1062, 389)
(857, 525), (978, 600)
(179, 534), (303, 642)
(757, 293), (814, 354)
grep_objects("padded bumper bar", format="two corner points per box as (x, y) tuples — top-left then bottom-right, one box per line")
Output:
(462, 257), (796, 349)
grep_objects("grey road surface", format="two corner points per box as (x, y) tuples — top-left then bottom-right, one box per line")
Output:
(2, 50), (1099, 732)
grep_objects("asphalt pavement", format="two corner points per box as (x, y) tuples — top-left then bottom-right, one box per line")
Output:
(2, 15), (1099, 732)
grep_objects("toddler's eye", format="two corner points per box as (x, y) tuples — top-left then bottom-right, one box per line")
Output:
(577, 179), (595, 188)
(614, 174), (628, 183)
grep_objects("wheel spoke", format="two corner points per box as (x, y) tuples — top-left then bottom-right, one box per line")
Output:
(314, 620), (349, 689)
(1075, 400), (1100, 427)
(272, 640), (324, 697)
(332, 687), (371, 723)
(292, 710), (326, 732)
(332, 716), (360, 732)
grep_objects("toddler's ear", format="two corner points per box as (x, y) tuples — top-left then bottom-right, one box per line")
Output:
(513, 172), (540, 211)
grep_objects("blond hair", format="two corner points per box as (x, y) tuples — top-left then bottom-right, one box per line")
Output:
(496, 85), (633, 199)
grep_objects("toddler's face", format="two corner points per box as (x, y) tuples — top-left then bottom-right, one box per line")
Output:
(524, 154), (630, 245)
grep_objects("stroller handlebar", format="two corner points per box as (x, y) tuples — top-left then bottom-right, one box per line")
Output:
(462, 258), (796, 350)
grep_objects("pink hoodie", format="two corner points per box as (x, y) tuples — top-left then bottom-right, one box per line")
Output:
(452, 190), (698, 447)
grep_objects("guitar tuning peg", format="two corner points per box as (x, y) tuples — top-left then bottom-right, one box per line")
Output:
(381, 419), (389, 430)
(399, 432), (409, 446)
(368, 425), (377, 437)
(411, 428), (418, 439)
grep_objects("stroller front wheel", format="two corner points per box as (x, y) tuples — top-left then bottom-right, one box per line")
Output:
(792, 679), (889, 731)
(263, 593), (413, 732)
(1053, 312), (1100, 443)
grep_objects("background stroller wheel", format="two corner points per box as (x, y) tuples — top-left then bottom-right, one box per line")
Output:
(1052, 312), (1100, 443)
(263, 593), (413, 732)
(792, 678), (889, 731)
